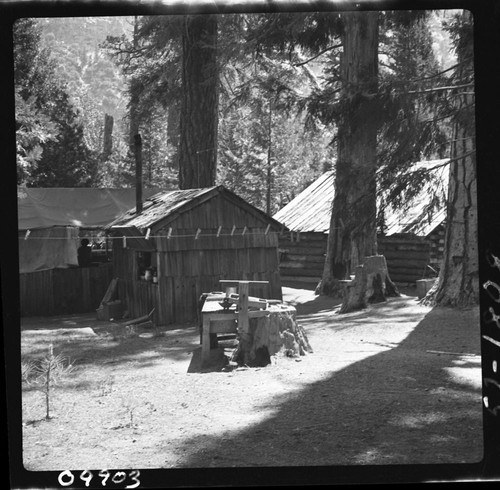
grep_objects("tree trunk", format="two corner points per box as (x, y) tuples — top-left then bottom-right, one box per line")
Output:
(102, 113), (113, 162)
(425, 11), (478, 307)
(134, 134), (143, 214)
(128, 17), (141, 160)
(340, 255), (398, 314)
(231, 304), (312, 367)
(179, 14), (219, 190)
(318, 11), (379, 296)
(167, 102), (180, 180)
(266, 101), (272, 215)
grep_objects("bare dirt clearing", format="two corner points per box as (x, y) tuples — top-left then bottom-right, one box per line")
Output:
(21, 286), (483, 471)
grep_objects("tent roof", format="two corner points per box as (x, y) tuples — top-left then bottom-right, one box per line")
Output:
(17, 187), (162, 230)
(273, 160), (449, 237)
(109, 185), (283, 232)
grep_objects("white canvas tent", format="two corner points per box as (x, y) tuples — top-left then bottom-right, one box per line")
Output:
(18, 187), (161, 273)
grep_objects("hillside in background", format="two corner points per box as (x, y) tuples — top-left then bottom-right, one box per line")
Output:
(40, 16), (131, 122)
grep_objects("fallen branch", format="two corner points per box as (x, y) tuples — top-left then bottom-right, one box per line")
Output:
(426, 349), (478, 357)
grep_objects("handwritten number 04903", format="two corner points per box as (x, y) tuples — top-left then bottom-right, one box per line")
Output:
(57, 469), (140, 488)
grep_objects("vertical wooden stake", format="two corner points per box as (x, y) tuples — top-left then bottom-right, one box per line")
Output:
(237, 281), (249, 333)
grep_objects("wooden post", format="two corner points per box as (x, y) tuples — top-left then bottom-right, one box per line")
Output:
(220, 279), (269, 365)
(202, 315), (211, 364)
(236, 281), (251, 364)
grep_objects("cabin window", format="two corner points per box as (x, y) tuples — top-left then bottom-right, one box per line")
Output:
(136, 251), (157, 282)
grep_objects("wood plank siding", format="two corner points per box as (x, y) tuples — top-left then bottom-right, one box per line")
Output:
(110, 189), (282, 326)
(19, 262), (113, 317)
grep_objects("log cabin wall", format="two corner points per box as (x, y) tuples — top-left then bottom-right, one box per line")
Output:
(112, 192), (282, 326)
(426, 222), (446, 271)
(377, 235), (432, 284)
(277, 232), (434, 285)
(278, 232), (327, 286)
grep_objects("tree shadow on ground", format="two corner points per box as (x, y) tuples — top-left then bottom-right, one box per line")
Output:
(166, 305), (484, 482)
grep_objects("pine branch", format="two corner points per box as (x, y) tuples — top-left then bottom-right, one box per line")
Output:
(406, 83), (474, 95)
(293, 43), (342, 67)
(382, 57), (474, 87)
(420, 101), (475, 124)
(441, 149), (476, 167)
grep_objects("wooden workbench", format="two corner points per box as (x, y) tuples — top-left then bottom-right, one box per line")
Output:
(201, 293), (238, 364)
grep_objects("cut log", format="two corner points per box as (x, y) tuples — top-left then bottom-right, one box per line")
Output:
(123, 308), (155, 326)
(232, 304), (313, 367)
(340, 255), (399, 314)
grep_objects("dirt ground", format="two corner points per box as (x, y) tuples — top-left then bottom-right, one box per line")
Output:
(19, 285), (484, 479)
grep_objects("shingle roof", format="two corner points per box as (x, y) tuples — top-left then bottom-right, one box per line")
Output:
(109, 187), (216, 230)
(383, 161), (449, 236)
(273, 160), (449, 237)
(109, 185), (283, 231)
(272, 171), (334, 233)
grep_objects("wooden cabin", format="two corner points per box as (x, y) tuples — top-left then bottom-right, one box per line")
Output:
(273, 161), (449, 286)
(108, 186), (283, 326)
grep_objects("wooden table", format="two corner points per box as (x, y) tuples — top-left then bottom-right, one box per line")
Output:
(201, 294), (238, 365)
(201, 281), (271, 366)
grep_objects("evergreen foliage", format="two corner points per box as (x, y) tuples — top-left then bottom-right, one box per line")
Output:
(14, 18), (98, 186)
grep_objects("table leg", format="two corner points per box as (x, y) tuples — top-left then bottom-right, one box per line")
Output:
(202, 316), (211, 365)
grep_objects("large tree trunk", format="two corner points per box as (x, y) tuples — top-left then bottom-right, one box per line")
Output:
(128, 17), (141, 160)
(231, 304), (313, 367)
(318, 11), (379, 296)
(167, 101), (180, 180)
(425, 11), (478, 307)
(102, 113), (113, 162)
(179, 14), (218, 190)
(340, 255), (398, 313)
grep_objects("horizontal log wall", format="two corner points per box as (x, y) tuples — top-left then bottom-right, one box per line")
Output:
(278, 232), (327, 283)
(378, 236), (431, 283)
(19, 262), (113, 317)
(278, 232), (433, 284)
(427, 223), (446, 266)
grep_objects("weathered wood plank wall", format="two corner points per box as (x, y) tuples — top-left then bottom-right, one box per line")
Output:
(111, 192), (282, 326)
(19, 262), (113, 317)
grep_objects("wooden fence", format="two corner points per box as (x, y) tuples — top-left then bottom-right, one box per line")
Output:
(19, 262), (113, 317)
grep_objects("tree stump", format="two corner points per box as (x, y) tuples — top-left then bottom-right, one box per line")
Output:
(340, 255), (399, 314)
(232, 304), (313, 367)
